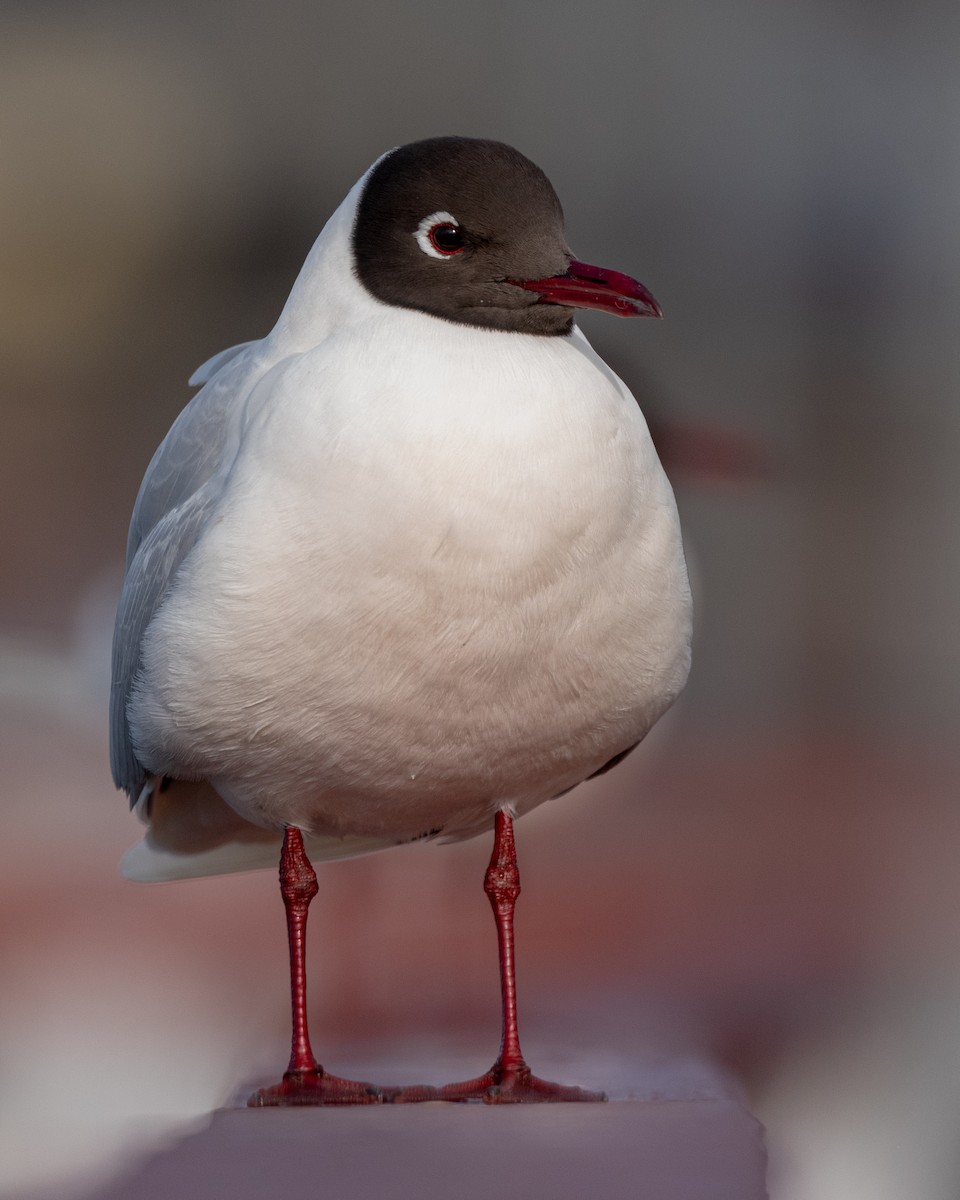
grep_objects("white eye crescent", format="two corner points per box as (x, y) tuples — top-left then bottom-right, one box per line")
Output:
(414, 211), (465, 259)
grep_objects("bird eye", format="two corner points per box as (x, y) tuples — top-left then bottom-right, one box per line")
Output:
(430, 224), (464, 254)
(414, 211), (465, 259)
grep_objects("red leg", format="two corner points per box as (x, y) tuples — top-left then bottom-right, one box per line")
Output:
(249, 827), (398, 1105)
(436, 811), (606, 1104)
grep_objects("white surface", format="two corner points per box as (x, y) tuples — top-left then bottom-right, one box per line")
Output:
(82, 1095), (767, 1200)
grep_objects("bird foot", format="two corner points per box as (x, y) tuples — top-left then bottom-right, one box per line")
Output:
(436, 1061), (606, 1104)
(248, 1067), (397, 1106)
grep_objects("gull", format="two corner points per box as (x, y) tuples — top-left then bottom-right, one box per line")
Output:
(110, 137), (692, 1104)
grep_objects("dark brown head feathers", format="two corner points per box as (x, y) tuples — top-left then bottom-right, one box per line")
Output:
(352, 137), (575, 336)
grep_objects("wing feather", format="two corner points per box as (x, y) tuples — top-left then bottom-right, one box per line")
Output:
(110, 485), (220, 798)
(110, 346), (260, 800)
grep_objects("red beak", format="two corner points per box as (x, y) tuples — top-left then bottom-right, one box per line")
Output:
(508, 259), (662, 319)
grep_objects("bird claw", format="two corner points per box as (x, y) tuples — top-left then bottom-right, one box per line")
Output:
(247, 1067), (396, 1106)
(436, 1062), (606, 1104)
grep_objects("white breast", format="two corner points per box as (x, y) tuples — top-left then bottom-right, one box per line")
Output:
(130, 311), (691, 843)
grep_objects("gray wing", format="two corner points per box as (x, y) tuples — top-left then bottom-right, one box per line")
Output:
(122, 349), (253, 569)
(110, 487), (220, 799)
(187, 340), (256, 389)
(110, 346), (259, 801)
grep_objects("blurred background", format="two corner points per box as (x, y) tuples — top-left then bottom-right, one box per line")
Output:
(2, 1), (959, 1196)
